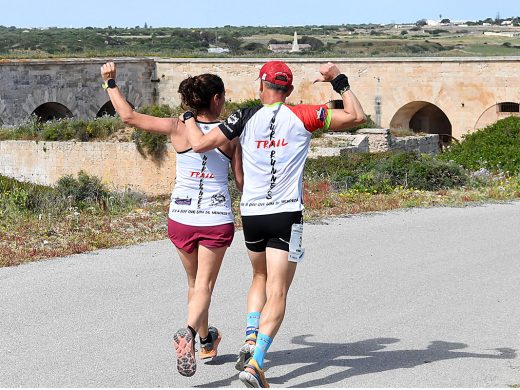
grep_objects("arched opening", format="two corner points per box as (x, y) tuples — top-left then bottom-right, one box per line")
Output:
(390, 101), (452, 144)
(96, 101), (135, 118)
(97, 101), (116, 117)
(32, 102), (73, 122)
(475, 102), (520, 130)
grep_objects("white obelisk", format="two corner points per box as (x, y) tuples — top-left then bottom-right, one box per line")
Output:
(290, 31), (300, 52)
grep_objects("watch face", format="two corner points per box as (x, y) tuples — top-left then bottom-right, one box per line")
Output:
(107, 79), (117, 88)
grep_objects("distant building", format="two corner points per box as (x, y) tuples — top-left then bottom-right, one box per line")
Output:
(207, 46), (230, 54)
(483, 31), (519, 38)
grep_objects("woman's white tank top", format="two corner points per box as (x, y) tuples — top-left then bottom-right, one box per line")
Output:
(168, 121), (234, 226)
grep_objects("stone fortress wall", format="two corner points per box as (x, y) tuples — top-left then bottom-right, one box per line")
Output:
(0, 57), (518, 194)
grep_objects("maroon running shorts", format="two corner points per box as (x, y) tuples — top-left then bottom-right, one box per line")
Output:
(167, 218), (235, 253)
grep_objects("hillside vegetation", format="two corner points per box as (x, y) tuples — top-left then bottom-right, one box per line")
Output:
(1, 20), (519, 58)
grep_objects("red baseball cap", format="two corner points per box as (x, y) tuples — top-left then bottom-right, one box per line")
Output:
(258, 61), (293, 87)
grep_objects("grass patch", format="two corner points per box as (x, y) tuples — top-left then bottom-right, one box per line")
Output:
(0, 172), (159, 267)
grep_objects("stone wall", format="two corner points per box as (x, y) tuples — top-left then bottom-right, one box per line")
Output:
(1, 57), (518, 137)
(0, 141), (176, 196)
(389, 134), (440, 155)
(0, 58), (156, 127)
(155, 57), (520, 139)
(310, 129), (440, 157)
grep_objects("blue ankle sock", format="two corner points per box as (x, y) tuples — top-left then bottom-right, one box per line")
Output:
(252, 333), (272, 368)
(246, 312), (260, 339)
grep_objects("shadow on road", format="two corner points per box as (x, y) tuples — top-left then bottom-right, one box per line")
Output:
(196, 335), (516, 388)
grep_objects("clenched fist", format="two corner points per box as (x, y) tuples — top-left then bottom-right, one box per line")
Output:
(100, 62), (116, 81)
(314, 62), (341, 83)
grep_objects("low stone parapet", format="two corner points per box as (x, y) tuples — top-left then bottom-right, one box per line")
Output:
(0, 140), (176, 196)
(388, 134), (440, 155)
(308, 133), (369, 158)
(309, 129), (440, 157)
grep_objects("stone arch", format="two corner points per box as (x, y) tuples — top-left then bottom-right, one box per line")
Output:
(474, 102), (520, 130)
(96, 100), (135, 117)
(390, 101), (452, 143)
(32, 102), (73, 122)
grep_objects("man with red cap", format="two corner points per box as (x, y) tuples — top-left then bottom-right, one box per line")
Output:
(183, 60), (365, 387)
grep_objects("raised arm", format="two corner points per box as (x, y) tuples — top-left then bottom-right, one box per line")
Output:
(100, 62), (176, 135)
(314, 62), (366, 130)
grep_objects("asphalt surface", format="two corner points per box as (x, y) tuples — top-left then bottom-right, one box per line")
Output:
(1, 202), (520, 387)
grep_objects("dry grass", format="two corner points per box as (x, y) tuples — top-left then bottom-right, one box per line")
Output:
(2, 178), (519, 267)
(302, 179), (520, 221)
(0, 201), (167, 267)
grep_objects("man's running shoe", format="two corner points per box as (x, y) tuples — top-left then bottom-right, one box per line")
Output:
(238, 358), (269, 388)
(173, 327), (196, 377)
(235, 335), (256, 371)
(199, 326), (222, 360)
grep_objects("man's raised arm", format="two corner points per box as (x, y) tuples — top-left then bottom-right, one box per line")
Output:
(314, 62), (366, 130)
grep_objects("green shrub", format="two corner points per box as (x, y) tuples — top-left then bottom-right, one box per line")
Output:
(138, 104), (181, 118)
(0, 174), (58, 213)
(1, 116), (124, 142)
(56, 170), (108, 205)
(0, 115), (42, 140)
(1, 172), (144, 216)
(131, 104), (179, 159)
(41, 118), (77, 141)
(305, 151), (468, 193)
(440, 116), (520, 174)
(132, 129), (168, 160)
(80, 116), (124, 140)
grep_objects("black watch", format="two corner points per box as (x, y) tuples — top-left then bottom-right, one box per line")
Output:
(102, 78), (117, 90)
(182, 111), (195, 122)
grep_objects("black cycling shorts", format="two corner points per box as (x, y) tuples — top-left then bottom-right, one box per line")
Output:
(241, 211), (303, 253)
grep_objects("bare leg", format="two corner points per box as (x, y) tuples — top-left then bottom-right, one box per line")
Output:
(258, 247), (297, 338)
(186, 245), (226, 338)
(246, 249), (268, 314)
(176, 247), (198, 306)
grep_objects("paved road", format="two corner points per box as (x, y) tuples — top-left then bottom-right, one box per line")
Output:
(1, 202), (520, 387)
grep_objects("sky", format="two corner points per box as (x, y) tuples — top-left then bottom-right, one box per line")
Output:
(0, 0), (518, 28)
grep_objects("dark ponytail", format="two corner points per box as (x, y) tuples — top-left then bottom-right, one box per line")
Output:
(178, 74), (225, 112)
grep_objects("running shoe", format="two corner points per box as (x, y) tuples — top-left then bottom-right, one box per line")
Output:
(238, 358), (269, 388)
(199, 326), (222, 360)
(173, 327), (196, 377)
(235, 334), (257, 371)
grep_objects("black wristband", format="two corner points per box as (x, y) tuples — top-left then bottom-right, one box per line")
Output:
(182, 111), (195, 122)
(330, 74), (350, 94)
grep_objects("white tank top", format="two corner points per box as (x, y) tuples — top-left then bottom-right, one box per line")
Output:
(218, 103), (331, 216)
(168, 121), (234, 226)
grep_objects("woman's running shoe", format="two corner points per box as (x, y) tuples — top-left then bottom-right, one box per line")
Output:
(199, 326), (222, 360)
(238, 358), (269, 388)
(173, 327), (196, 377)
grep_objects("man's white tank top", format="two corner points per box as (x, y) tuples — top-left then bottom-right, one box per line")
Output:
(168, 121), (234, 226)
